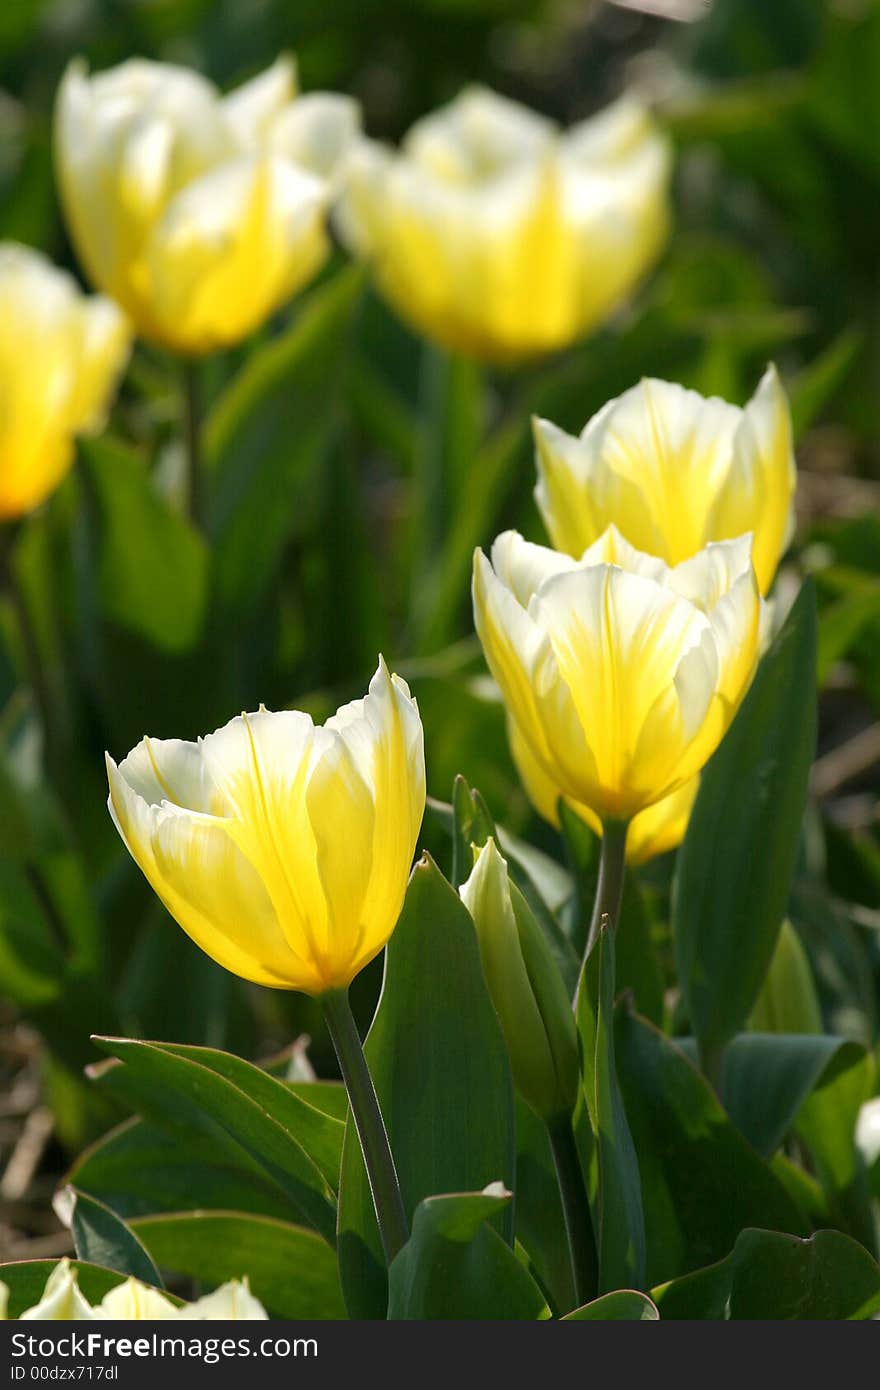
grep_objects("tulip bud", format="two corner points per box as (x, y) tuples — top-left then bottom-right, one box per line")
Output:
(460, 838), (578, 1122)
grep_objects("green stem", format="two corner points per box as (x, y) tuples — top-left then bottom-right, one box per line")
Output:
(321, 988), (408, 1265)
(547, 1116), (598, 1308)
(0, 526), (58, 765)
(585, 819), (629, 959)
(699, 1039), (725, 1096)
(182, 358), (203, 528)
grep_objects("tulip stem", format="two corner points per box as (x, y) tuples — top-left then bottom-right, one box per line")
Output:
(585, 819), (629, 960)
(182, 358), (203, 527)
(321, 987), (408, 1265)
(0, 526), (58, 767)
(548, 1115), (598, 1308)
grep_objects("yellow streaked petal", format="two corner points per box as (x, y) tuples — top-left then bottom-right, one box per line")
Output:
(107, 753), (312, 990)
(532, 563), (710, 815)
(709, 364), (796, 593)
(223, 55), (297, 148)
(146, 155), (327, 354)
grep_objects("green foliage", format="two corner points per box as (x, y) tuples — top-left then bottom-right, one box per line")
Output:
(674, 584), (818, 1054)
(67, 1187), (164, 1287)
(577, 925), (646, 1293)
(387, 1187), (549, 1320)
(654, 1228), (880, 1320)
(1, 0), (879, 1326)
(130, 1212), (345, 1319)
(337, 856), (515, 1317)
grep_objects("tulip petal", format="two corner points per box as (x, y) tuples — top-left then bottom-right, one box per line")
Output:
(223, 55), (297, 147)
(533, 564), (712, 815)
(20, 1261), (95, 1321)
(148, 154), (327, 352)
(490, 529), (578, 606)
(709, 364), (796, 593)
(405, 85), (554, 183)
(107, 752), (314, 990)
(269, 92), (361, 182)
(95, 1279), (178, 1320)
(324, 660), (425, 979)
(177, 1279), (268, 1320)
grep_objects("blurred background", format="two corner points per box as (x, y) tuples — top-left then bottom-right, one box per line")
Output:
(1, 0), (878, 1264)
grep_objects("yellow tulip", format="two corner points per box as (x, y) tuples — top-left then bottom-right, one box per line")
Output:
(534, 366), (795, 594)
(0, 243), (129, 519)
(10, 1264), (270, 1320)
(338, 87), (670, 360)
(106, 659), (425, 995)
(94, 1278), (178, 1320)
(176, 1278), (268, 1321)
(19, 1260), (94, 1321)
(473, 525), (763, 824)
(55, 55), (359, 355)
(507, 714), (698, 865)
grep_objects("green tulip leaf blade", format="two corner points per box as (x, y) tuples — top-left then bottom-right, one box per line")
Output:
(718, 1032), (868, 1159)
(206, 265), (364, 618)
(78, 436), (209, 653)
(66, 1116), (301, 1223)
(673, 581), (818, 1052)
(91, 1037), (338, 1242)
(337, 854), (516, 1319)
(66, 1185), (164, 1287)
(387, 1186), (549, 1320)
(0, 1259), (168, 1320)
(615, 1005), (807, 1288)
(653, 1227), (880, 1320)
(562, 1289), (660, 1320)
(577, 923), (647, 1293)
(131, 1210), (345, 1319)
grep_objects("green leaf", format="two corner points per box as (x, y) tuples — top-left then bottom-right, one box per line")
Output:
(409, 348), (485, 652)
(718, 1034), (866, 1158)
(615, 1006), (807, 1287)
(788, 329), (863, 440)
(66, 1186), (163, 1287)
(577, 925), (646, 1292)
(749, 919), (823, 1034)
(67, 1117), (299, 1222)
(387, 1187), (549, 1320)
(817, 580), (880, 687)
(337, 854), (516, 1319)
(513, 1099), (574, 1316)
(78, 437), (208, 653)
(673, 582), (818, 1053)
(653, 1228), (880, 1320)
(92, 1038), (338, 1241)
(796, 1046), (876, 1251)
(616, 875), (665, 1028)
(0, 1260), (137, 1319)
(131, 1211), (345, 1319)
(205, 267), (364, 618)
(562, 1290), (659, 1320)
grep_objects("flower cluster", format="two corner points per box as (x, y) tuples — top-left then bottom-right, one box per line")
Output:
(2, 1261), (267, 1320)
